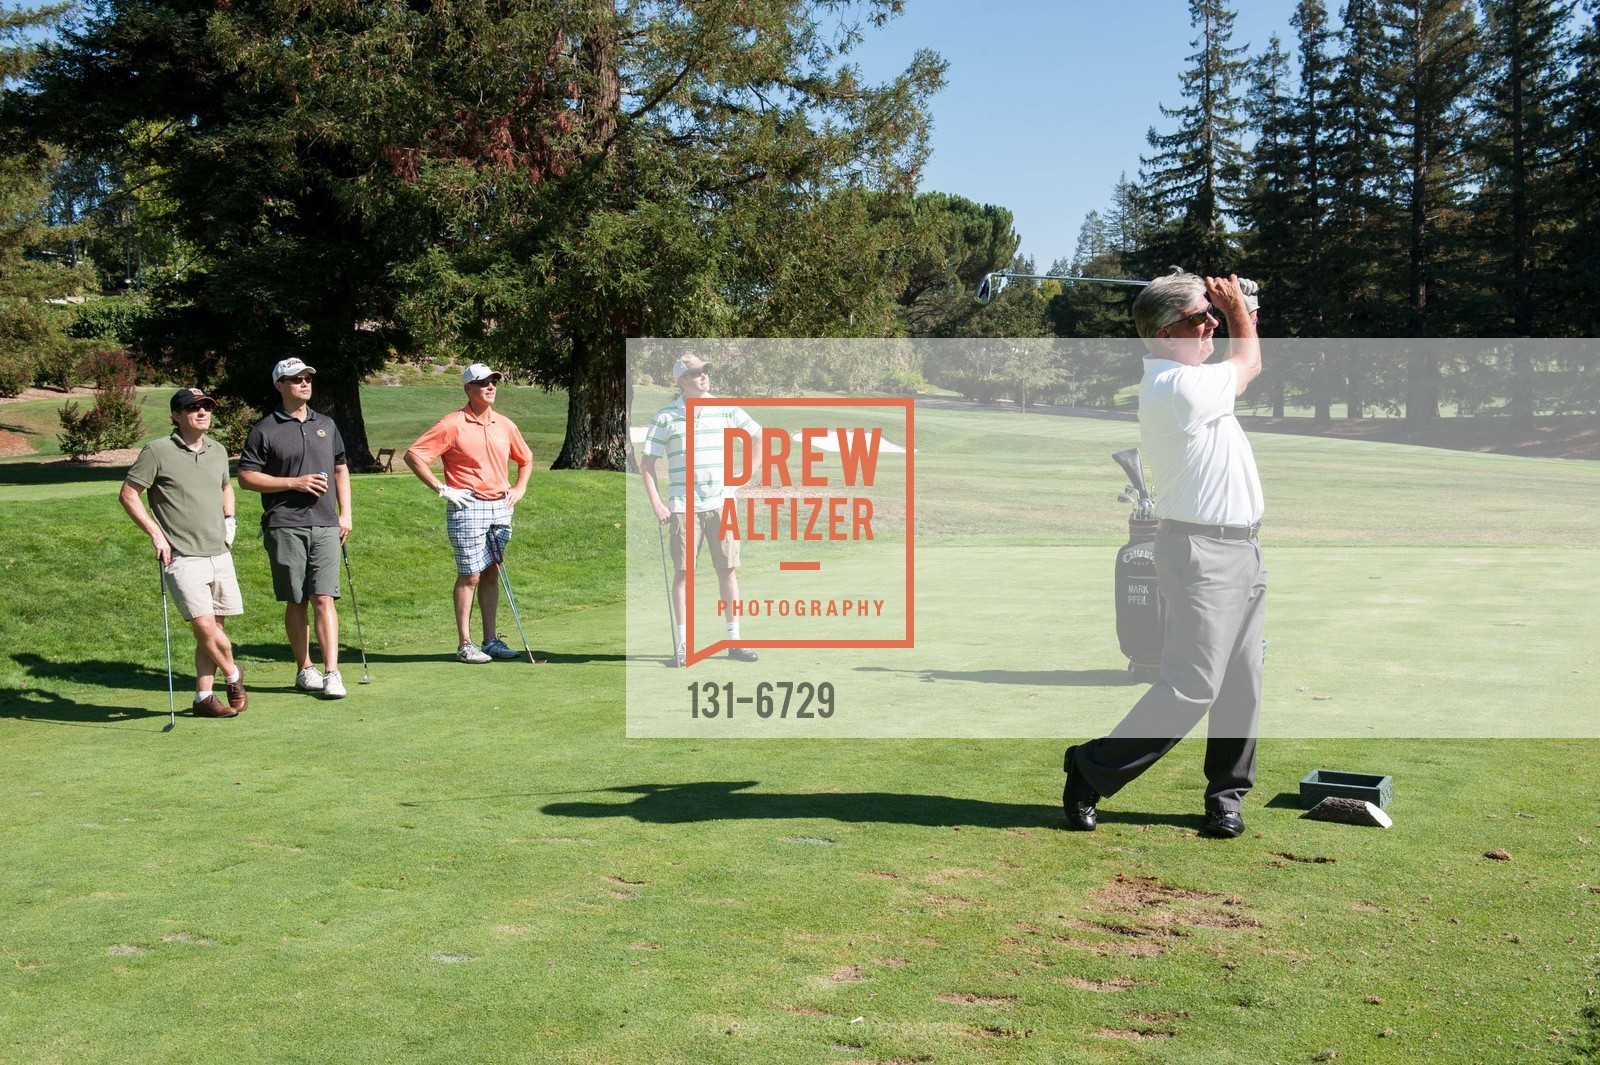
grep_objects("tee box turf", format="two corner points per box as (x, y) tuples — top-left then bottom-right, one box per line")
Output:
(1300, 769), (1393, 810)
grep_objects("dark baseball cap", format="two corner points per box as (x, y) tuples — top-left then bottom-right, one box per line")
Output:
(170, 387), (215, 412)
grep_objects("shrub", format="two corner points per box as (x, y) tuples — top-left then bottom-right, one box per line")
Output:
(210, 396), (256, 456)
(56, 349), (145, 460)
(33, 341), (84, 392)
(0, 348), (35, 397)
(68, 298), (150, 347)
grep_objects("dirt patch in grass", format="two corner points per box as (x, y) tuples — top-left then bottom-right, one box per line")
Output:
(1064, 976), (1137, 992)
(935, 993), (1017, 1007)
(1096, 1026), (1174, 1041)
(0, 430), (35, 457)
(43, 448), (142, 467)
(776, 1004), (835, 1017)
(1274, 852), (1336, 864)
(1052, 934), (1166, 959)
(1087, 873), (1262, 931)
(964, 1026), (1030, 1039)
(828, 965), (865, 983)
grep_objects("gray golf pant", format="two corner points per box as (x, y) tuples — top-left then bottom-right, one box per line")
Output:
(1074, 528), (1267, 813)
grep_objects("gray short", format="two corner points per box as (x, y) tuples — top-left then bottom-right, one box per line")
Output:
(264, 526), (342, 603)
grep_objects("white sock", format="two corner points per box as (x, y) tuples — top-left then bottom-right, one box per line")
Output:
(727, 620), (741, 640)
(675, 625), (685, 648)
(193, 691), (211, 704)
(224, 671), (240, 684)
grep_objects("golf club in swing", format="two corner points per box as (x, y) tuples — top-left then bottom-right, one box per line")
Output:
(486, 525), (544, 664)
(340, 543), (372, 684)
(158, 556), (176, 732)
(975, 271), (1150, 304)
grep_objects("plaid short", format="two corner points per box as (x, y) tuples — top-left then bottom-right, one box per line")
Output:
(446, 496), (514, 575)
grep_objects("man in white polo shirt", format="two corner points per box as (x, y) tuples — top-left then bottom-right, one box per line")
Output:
(1063, 269), (1265, 839)
(640, 354), (761, 668)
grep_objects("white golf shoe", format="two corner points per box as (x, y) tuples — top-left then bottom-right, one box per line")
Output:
(482, 637), (522, 660)
(322, 670), (347, 699)
(457, 641), (492, 664)
(295, 666), (324, 692)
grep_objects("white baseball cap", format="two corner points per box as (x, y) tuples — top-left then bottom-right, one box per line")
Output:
(672, 355), (712, 381)
(271, 357), (316, 382)
(462, 363), (502, 384)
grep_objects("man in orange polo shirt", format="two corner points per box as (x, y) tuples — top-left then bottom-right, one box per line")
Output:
(404, 363), (535, 663)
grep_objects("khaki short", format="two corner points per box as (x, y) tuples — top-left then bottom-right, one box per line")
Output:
(670, 509), (739, 573)
(164, 553), (244, 622)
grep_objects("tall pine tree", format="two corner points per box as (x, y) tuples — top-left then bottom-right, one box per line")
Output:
(1385, 0), (1479, 422)
(1137, 0), (1250, 277)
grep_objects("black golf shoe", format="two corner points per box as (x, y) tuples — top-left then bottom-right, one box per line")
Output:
(1062, 745), (1099, 831)
(727, 647), (759, 663)
(1201, 809), (1245, 838)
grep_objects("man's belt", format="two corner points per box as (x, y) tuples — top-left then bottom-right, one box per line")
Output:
(1160, 519), (1261, 541)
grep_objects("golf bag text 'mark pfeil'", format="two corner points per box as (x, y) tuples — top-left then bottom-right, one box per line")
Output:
(1112, 448), (1163, 681)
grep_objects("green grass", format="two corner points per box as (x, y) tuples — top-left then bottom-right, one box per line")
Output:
(2, 388), (1598, 1063)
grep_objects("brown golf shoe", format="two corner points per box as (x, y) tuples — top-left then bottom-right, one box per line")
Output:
(224, 671), (248, 712)
(193, 694), (238, 718)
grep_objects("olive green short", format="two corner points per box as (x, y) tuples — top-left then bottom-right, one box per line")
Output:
(670, 509), (739, 573)
(264, 526), (342, 604)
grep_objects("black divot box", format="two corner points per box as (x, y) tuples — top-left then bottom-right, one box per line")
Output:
(1299, 770), (1392, 810)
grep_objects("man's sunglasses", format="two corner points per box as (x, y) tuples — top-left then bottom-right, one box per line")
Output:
(467, 378), (501, 387)
(183, 401), (217, 413)
(1164, 306), (1213, 330)
(282, 375), (313, 384)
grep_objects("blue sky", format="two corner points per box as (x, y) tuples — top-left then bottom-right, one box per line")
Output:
(849, 0), (1305, 270)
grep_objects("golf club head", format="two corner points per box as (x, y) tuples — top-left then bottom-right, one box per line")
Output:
(1112, 448), (1147, 498)
(976, 272), (1008, 304)
(161, 719), (175, 733)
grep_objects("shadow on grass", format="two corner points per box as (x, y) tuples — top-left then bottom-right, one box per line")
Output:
(856, 665), (1144, 687)
(540, 780), (1060, 828)
(12, 653), (169, 693)
(0, 686), (172, 730)
(0, 461), (128, 486)
(226, 644), (625, 667)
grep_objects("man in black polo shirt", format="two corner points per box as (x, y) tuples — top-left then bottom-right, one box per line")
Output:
(238, 358), (354, 699)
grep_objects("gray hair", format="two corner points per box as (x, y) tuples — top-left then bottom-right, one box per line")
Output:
(1131, 268), (1206, 349)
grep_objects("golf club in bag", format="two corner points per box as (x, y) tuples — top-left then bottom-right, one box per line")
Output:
(1112, 448), (1163, 682)
(159, 556), (176, 732)
(485, 525), (543, 664)
(340, 543), (372, 684)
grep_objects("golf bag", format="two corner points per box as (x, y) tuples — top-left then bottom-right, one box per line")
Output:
(1111, 449), (1163, 681)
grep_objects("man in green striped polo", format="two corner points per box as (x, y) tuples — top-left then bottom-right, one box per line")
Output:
(640, 354), (762, 668)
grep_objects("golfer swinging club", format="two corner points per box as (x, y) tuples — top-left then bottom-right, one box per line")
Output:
(1063, 270), (1266, 839)
(640, 354), (761, 668)
(403, 363), (534, 663)
(237, 358), (353, 699)
(119, 388), (249, 718)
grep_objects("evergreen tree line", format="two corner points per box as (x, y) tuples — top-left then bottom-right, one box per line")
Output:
(2, 0), (1034, 467)
(1053, 0), (1600, 424)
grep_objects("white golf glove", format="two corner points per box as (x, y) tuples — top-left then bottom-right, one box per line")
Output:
(438, 485), (474, 510)
(1238, 276), (1260, 316)
(224, 515), (237, 547)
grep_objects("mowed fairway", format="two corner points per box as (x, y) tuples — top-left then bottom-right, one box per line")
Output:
(2, 386), (1598, 1064)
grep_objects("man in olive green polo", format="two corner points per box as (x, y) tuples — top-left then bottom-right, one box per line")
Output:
(119, 387), (248, 718)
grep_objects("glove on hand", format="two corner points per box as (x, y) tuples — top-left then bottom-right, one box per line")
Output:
(1238, 277), (1260, 316)
(224, 515), (237, 548)
(438, 485), (474, 510)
